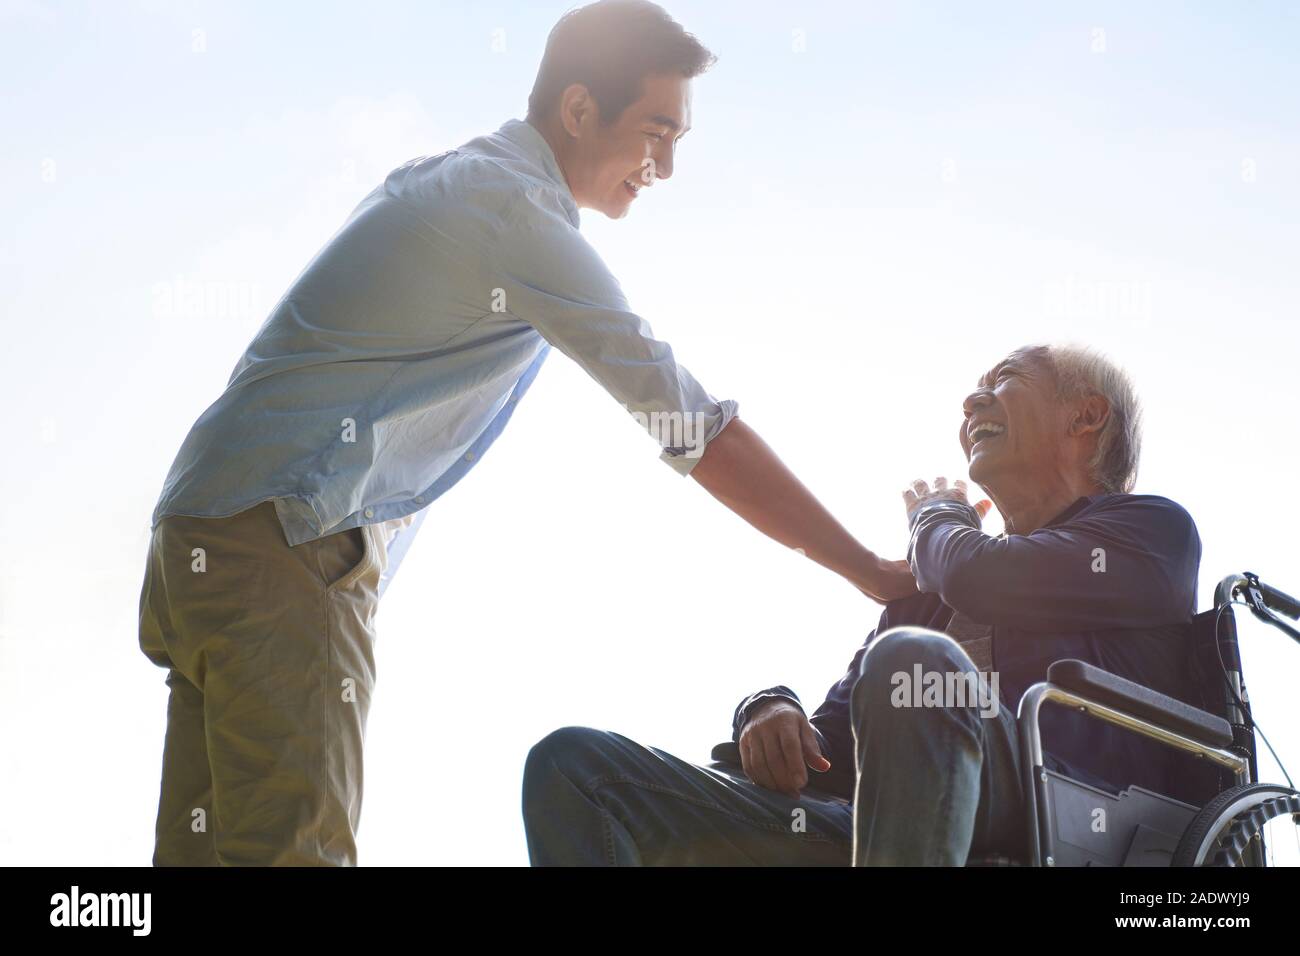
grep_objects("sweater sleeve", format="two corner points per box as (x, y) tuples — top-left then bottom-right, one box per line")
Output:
(907, 495), (1201, 630)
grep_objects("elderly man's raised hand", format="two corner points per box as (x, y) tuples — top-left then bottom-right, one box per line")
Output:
(903, 477), (993, 523)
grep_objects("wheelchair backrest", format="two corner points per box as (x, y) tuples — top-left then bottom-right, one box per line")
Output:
(1188, 604), (1259, 787)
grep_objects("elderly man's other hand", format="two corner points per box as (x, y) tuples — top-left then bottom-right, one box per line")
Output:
(903, 477), (993, 523)
(739, 699), (831, 799)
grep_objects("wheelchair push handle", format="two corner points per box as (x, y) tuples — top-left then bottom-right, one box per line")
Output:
(1216, 572), (1300, 643)
(1254, 578), (1300, 619)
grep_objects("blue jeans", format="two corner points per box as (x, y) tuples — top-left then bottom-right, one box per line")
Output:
(851, 627), (1027, 865)
(522, 626), (1026, 866)
(522, 727), (854, 865)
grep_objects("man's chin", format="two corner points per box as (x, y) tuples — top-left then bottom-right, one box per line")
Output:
(967, 457), (994, 489)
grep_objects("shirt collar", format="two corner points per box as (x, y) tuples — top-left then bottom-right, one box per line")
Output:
(1044, 494), (1102, 528)
(495, 118), (581, 227)
(978, 494), (1101, 541)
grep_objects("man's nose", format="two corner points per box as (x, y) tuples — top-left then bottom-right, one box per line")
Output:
(962, 388), (993, 418)
(654, 142), (674, 182)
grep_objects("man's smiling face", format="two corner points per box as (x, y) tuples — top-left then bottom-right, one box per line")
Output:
(565, 71), (692, 218)
(959, 347), (1070, 492)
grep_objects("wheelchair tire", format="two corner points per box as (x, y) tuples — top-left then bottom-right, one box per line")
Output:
(1171, 783), (1300, 867)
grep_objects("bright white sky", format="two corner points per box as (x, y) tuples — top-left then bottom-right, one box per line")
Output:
(1, 0), (1297, 866)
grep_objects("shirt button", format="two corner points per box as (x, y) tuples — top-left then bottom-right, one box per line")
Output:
(364, 508), (375, 519)
(414, 495), (424, 504)
(465, 451), (476, 462)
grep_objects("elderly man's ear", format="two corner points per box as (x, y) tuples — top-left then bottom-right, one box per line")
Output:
(1068, 394), (1111, 437)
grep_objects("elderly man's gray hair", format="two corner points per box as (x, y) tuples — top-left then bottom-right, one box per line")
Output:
(1014, 343), (1143, 494)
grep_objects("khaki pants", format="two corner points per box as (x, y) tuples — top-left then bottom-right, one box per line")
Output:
(138, 500), (386, 866)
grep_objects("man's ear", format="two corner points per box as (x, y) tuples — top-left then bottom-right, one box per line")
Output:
(1069, 393), (1110, 437)
(558, 83), (596, 138)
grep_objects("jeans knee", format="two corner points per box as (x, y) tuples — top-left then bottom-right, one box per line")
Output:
(522, 726), (615, 807)
(851, 627), (963, 716)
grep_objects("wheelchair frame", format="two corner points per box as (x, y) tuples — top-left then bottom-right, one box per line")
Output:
(1015, 572), (1299, 867)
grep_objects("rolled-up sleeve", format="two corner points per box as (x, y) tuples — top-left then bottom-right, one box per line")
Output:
(493, 186), (737, 475)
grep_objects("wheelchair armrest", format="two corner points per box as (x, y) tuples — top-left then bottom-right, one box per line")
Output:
(1045, 658), (1233, 748)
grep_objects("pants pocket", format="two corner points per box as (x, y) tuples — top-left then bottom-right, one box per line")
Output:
(316, 524), (374, 593)
(138, 529), (170, 669)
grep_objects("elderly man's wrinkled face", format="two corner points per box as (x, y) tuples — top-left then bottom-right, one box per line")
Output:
(959, 350), (1069, 490)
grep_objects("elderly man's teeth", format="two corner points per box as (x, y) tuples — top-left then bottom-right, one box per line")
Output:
(971, 423), (1006, 442)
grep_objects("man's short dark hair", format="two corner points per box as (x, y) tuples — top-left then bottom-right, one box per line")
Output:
(526, 0), (715, 126)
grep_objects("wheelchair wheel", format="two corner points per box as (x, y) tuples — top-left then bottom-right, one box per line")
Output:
(1172, 783), (1300, 867)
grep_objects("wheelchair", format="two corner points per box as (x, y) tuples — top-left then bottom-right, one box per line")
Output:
(710, 571), (1300, 867)
(996, 571), (1300, 867)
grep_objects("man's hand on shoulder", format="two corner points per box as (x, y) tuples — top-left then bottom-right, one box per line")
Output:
(860, 556), (920, 603)
(738, 699), (831, 800)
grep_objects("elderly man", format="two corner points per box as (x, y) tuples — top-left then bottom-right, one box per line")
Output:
(522, 344), (1218, 865)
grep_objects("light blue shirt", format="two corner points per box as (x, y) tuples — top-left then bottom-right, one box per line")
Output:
(153, 118), (738, 590)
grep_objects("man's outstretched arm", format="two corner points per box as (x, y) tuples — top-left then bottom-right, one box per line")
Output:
(493, 192), (909, 602)
(690, 416), (915, 604)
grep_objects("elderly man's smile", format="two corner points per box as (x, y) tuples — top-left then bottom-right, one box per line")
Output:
(967, 420), (1007, 462)
(968, 421), (1006, 445)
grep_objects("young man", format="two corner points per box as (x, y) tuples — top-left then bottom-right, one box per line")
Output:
(522, 344), (1220, 865)
(138, 0), (911, 866)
